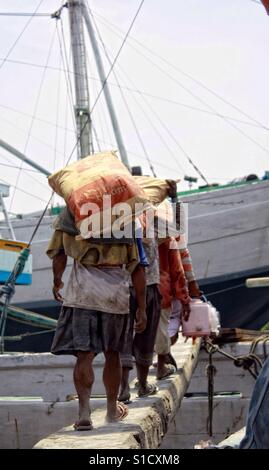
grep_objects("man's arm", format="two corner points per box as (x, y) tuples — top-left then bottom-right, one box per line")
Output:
(180, 247), (201, 298)
(168, 242), (191, 321)
(52, 251), (67, 302)
(131, 264), (147, 333)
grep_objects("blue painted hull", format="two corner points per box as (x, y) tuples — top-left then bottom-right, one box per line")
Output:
(0, 271), (32, 285)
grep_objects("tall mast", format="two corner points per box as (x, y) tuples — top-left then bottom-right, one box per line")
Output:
(82, 1), (130, 169)
(68, 0), (92, 158)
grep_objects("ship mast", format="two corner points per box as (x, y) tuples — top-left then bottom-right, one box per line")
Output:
(68, 0), (92, 158)
(82, 2), (130, 169)
(69, 0), (130, 168)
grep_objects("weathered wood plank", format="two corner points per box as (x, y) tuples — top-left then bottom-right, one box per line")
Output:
(246, 277), (269, 288)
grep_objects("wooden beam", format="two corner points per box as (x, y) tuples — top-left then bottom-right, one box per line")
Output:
(246, 277), (269, 288)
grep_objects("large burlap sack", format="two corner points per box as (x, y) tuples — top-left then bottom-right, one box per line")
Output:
(48, 151), (149, 238)
(133, 176), (172, 205)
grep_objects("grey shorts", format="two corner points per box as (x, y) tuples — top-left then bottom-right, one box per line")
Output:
(51, 306), (128, 356)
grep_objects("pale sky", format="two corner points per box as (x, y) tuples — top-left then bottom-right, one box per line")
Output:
(0, 0), (269, 215)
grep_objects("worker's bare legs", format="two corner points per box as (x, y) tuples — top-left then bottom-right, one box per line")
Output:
(156, 354), (168, 378)
(73, 351), (95, 429)
(136, 362), (157, 396)
(104, 351), (128, 421)
(155, 307), (175, 379)
(118, 366), (131, 403)
(136, 362), (149, 391)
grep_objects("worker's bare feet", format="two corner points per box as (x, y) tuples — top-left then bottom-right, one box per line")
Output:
(137, 382), (158, 397)
(74, 418), (93, 431)
(106, 401), (129, 422)
(157, 364), (176, 380)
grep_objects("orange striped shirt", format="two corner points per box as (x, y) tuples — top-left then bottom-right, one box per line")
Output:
(158, 238), (190, 309)
(180, 247), (196, 282)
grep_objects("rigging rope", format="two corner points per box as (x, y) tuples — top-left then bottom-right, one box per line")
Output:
(89, 11), (206, 181)
(89, 56), (111, 149)
(0, 177), (48, 203)
(114, 88), (269, 131)
(138, 95), (209, 184)
(94, 10), (269, 161)
(93, 135), (180, 174)
(57, 17), (77, 132)
(0, 13), (51, 17)
(2, 54), (269, 133)
(131, 38), (269, 159)
(88, 0), (145, 117)
(205, 336), (269, 380)
(2, 54), (269, 132)
(112, 64), (187, 176)
(0, 115), (62, 191)
(0, 103), (75, 135)
(63, 50), (71, 166)
(205, 283), (245, 297)
(93, 8), (269, 133)
(9, 24), (58, 212)
(89, 5), (157, 177)
(92, 125), (101, 152)
(4, 328), (56, 342)
(0, 0), (45, 71)
(0, 162), (40, 173)
(53, 53), (62, 172)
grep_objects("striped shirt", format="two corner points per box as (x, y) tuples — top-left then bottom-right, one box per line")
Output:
(158, 238), (190, 308)
(180, 247), (196, 283)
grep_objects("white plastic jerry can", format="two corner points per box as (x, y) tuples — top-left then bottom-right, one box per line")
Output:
(182, 299), (220, 338)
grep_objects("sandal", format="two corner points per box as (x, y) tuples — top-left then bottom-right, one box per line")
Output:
(157, 364), (177, 380)
(118, 397), (132, 405)
(73, 419), (93, 431)
(137, 382), (158, 398)
(118, 390), (131, 405)
(154, 353), (177, 369)
(106, 401), (129, 423)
